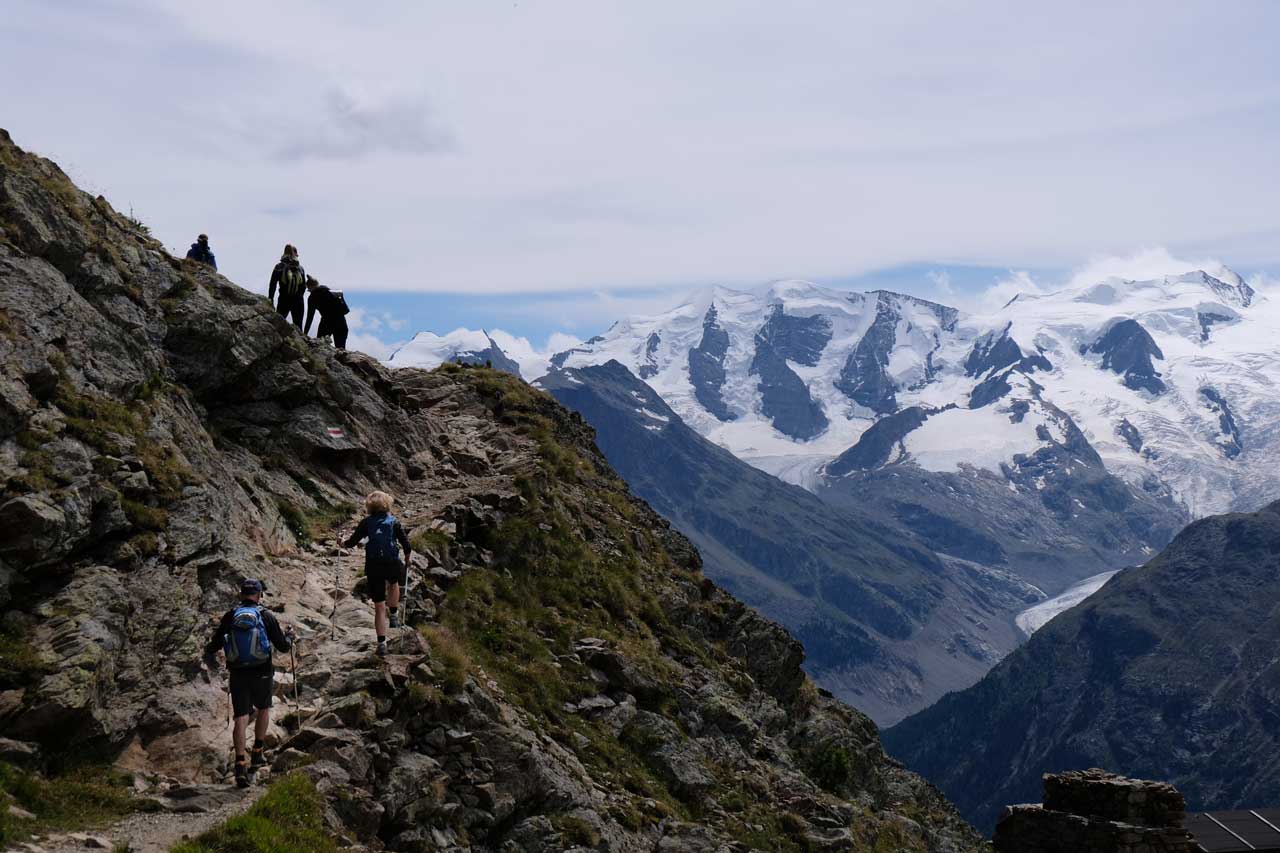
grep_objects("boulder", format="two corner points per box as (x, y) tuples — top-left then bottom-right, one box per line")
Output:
(0, 495), (67, 565)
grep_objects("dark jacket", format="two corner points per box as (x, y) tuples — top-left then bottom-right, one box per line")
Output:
(204, 600), (292, 671)
(344, 512), (412, 569)
(305, 285), (348, 336)
(186, 242), (217, 270)
(269, 258), (307, 302)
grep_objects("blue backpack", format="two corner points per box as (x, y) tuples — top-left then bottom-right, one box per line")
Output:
(367, 514), (400, 563)
(224, 605), (272, 669)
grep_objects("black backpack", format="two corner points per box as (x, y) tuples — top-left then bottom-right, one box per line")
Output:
(332, 290), (351, 316)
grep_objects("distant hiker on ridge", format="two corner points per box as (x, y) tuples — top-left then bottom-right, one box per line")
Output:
(304, 275), (351, 350)
(202, 578), (294, 788)
(268, 244), (307, 329)
(185, 233), (216, 269)
(342, 491), (413, 658)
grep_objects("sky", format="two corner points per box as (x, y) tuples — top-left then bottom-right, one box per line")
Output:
(5, 1), (1280, 358)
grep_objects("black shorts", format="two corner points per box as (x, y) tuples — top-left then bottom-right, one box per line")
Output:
(366, 561), (406, 603)
(229, 665), (273, 717)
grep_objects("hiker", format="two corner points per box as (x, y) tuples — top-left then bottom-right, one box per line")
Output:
(303, 275), (350, 350)
(185, 233), (217, 269)
(202, 578), (295, 788)
(268, 244), (307, 329)
(342, 491), (413, 657)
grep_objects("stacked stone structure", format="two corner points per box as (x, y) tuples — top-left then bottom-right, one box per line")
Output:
(994, 769), (1197, 853)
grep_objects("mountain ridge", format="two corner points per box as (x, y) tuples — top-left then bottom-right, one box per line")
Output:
(884, 498), (1280, 834)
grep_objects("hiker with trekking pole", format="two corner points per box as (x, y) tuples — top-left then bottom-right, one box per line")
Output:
(202, 578), (295, 788)
(341, 491), (413, 658)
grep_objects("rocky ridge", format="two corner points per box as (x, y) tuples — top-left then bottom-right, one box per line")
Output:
(0, 129), (983, 850)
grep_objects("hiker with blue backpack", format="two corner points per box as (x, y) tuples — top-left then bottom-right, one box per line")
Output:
(185, 233), (216, 269)
(342, 490), (413, 657)
(202, 578), (295, 788)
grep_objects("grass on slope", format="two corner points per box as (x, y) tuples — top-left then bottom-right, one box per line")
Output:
(0, 761), (142, 847)
(170, 774), (337, 853)
(431, 365), (839, 849)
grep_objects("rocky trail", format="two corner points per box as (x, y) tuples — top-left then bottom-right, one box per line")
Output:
(27, 474), (485, 852)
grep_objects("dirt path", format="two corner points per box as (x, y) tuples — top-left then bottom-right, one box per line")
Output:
(38, 787), (258, 853)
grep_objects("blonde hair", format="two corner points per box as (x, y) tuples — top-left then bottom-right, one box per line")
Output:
(366, 491), (394, 514)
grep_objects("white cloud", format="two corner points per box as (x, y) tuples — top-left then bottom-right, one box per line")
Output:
(1063, 247), (1228, 290)
(345, 331), (400, 361)
(926, 270), (955, 301)
(257, 86), (455, 163)
(966, 270), (1045, 315)
(346, 308), (381, 332)
(488, 329), (584, 379)
(5, 2), (1280, 297)
(958, 247), (1252, 317)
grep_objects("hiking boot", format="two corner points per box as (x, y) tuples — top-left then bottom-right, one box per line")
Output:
(234, 758), (250, 789)
(376, 640), (388, 657)
(250, 746), (267, 770)
(388, 611), (400, 629)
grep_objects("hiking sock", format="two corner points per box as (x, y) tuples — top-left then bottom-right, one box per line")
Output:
(250, 741), (266, 768)
(234, 756), (249, 788)
(388, 609), (400, 628)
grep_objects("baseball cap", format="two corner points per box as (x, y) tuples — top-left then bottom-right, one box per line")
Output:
(240, 578), (264, 595)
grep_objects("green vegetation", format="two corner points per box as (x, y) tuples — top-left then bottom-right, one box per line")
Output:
(48, 377), (196, 519)
(0, 762), (142, 846)
(409, 527), (452, 557)
(161, 267), (198, 305)
(171, 774), (338, 853)
(121, 498), (167, 531)
(551, 814), (601, 847)
(806, 743), (853, 793)
(419, 625), (470, 694)
(0, 623), (49, 689)
(125, 209), (151, 237)
(404, 680), (442, 712)
(432, 367), (710, 820)
(276, 492), (356, 548)
(277, 501), (310, 546)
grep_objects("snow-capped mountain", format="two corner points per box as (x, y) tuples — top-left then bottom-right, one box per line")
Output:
(552, 270), (1280, 519)
(388, 328), (522, 376)
(384, 269), (1279, 720)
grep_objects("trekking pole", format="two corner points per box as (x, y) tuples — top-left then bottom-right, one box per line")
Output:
(402, 554), (412, 622)
(330, 533), (341, 640)
(289, 641), (302, 716)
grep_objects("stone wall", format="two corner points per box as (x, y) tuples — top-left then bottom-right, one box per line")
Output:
(994, 769), (1196, 853)
(1044, 768), (1187, 827)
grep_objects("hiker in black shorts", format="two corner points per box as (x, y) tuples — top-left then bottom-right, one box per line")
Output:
(342, 491), (412, 657)
(203, 578), (294, 787)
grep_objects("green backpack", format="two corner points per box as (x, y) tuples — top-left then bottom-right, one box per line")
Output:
(280, 263), (305, 297)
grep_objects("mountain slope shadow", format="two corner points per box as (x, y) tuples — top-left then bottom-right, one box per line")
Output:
(884, 499), (1280, 834)
(539, 360), (1048, 725)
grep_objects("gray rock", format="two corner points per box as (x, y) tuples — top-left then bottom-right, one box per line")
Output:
(0, 495), (67, 564)
(0, 736), (40, 766)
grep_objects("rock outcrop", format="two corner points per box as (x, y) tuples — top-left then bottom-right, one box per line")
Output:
(0, 129), (984, 850)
